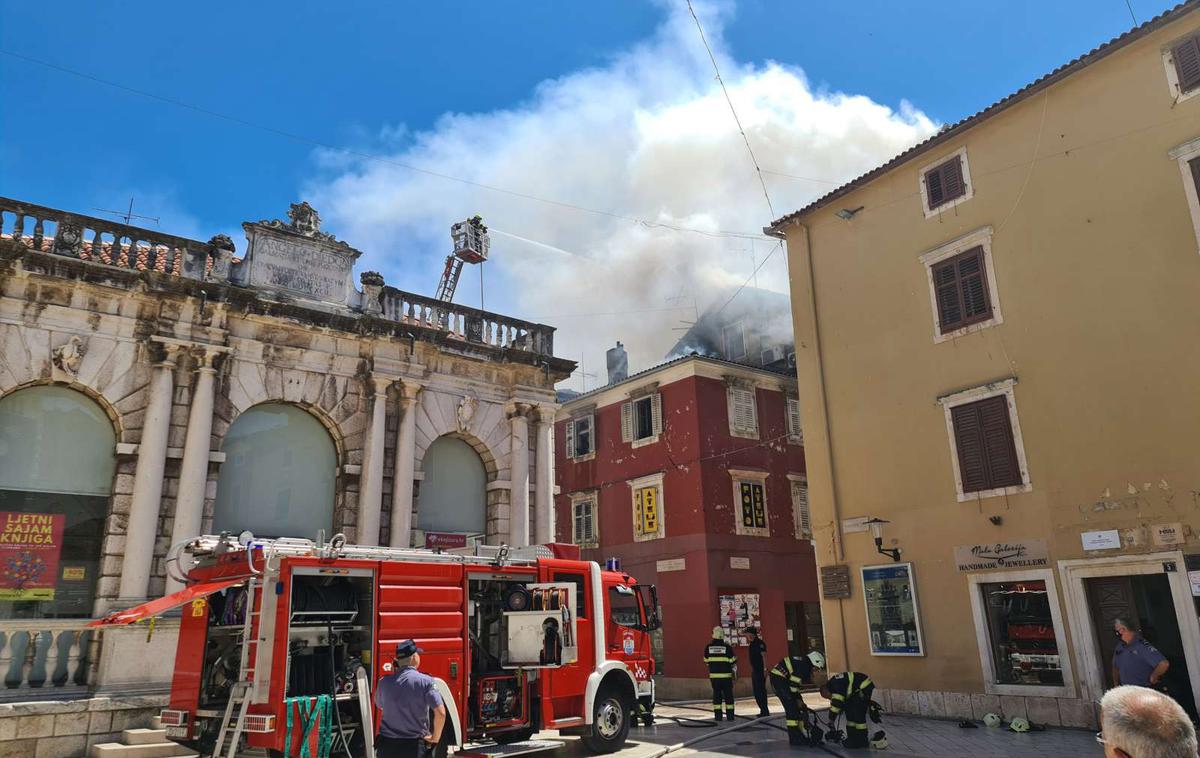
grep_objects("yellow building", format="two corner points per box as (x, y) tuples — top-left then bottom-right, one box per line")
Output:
(769, 3), (1200, 729)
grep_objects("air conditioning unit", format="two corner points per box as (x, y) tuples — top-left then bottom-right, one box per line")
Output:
(761, 346), (783, 365)
(787, 351), (796, 368)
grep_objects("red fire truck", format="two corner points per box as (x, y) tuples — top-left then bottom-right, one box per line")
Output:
(92, 534), (661, 758)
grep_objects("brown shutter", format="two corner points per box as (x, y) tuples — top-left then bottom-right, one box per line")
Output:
(942, 155), (965, 201)
(979, 396), (1022, 488)
(925, 166), (945, 209)
(1173, 35), (1200, 94)
(1191, 157), (1200, 196)
(951, 403), (989, 493)
(933, 259), (963, 329)
(957, 247), (991, 319)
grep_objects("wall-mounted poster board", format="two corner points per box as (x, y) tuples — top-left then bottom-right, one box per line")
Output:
(718, 592), (760, 647)
(861, 563), (925, 656)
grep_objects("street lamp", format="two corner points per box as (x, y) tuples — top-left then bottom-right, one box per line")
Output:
(866, 518), (902, 562)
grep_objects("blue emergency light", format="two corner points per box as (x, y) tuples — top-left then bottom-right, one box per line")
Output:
(605, 557), (621, 571)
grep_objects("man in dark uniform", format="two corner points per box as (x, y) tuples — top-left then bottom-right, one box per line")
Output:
(702, 626), (736, 721)
(376, 639), (447, 758)
(769, 653), (815, 745)
(746, 627), (769, 717)
(1112, 617), (1170, 690)
(821, 671), (874, 749)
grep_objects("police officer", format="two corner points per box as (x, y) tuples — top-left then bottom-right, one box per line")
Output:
(1112, 617), (1170, 690)
(820, 671), (874, 749)
(769, 652), (815, 745)
(745, 627), (769, 717)
(702, 626), (736, 721)
(376, 639), (447, 758)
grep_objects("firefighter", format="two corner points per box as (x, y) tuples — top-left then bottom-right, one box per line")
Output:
(769, 653), (815, 746)
(702, 626), (736, 721)
(745, 627), (769, 717)
(820, 671), (875, 749)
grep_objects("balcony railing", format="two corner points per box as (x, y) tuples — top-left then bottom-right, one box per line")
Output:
(0, 196), (556, 358)
(0, 620), (97, 700)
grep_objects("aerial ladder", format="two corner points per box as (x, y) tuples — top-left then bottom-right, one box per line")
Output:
(435, 215), (490, 304)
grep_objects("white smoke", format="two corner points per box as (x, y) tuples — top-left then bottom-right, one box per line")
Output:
(306, 1), (937, 391)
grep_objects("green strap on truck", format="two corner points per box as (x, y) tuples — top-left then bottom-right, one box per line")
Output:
(284, 695), (334, 758)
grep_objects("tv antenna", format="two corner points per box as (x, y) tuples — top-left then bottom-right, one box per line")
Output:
(574, 353), (598, 392)
(92, 197), (159, 227)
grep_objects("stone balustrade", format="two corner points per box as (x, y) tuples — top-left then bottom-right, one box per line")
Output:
(0, 621), (97, 700)
(0, 196), (556, 358)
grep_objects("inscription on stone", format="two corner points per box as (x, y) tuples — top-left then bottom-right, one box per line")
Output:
(250, 236), (350, 303)
(820, 564), (852, 599)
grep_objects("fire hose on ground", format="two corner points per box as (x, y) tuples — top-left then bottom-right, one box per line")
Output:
(653, 700), (846, 757)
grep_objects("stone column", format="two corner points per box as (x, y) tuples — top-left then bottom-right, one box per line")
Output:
(357, 375), (392, 546)
(508, 403), (532, 547)
(533, 406), (556, 544)
(165, 348), (219, 594)
(389, 382), (423, 548)
(118, 343), (179, 602)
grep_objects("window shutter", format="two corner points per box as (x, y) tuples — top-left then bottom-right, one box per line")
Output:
(932, 260), (963, 328)
(786, 398), (803, 441)
(942, 155), (965, 200)
(1191, 157), (1200, 195)
(951, 403), (989, 493)
(565, 420), (576, 460)
(957, 248), (991, 319)
(979, 396), (1021, 488)
(791, 479), (811, 539)
(1173, 35), (1200, 94)
(650, 393), (663, 436)
(621, 402), (634, 443)
(925, 166), (945, 209)
(728, 387), (757, 434)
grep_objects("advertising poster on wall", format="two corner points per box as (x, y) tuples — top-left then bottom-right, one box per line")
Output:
(718, 592), (760, 646)
(861, 563), (925, 656)
(0, 512), (66, 601)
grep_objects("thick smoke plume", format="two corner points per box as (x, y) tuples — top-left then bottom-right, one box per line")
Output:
(307, 1), (937, 391)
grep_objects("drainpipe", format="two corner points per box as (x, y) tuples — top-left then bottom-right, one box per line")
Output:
(788, 220), (851, 671)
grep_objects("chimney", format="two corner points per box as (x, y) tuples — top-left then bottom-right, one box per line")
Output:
(606, 342), (629, 384)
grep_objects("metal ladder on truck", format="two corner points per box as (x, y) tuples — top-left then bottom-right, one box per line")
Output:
(211, 577), (260, 758)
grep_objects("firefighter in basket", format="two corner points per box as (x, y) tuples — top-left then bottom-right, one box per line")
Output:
(820, 668), (887, 749)
(703, 626), (737, 721)
(769, 651), (820, 746)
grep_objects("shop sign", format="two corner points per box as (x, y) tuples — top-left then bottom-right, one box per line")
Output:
(953, 540), (1048, 572)
(656, 558), (686, 573)
(1081, 529), (1121, 551)
(730, 557), (751, 570)
(820, 565), (852, 599)
(0, 512), (66, 601)
(841, 517), (871, 534)
(861, 562), (925, 656)
(1152, 523), (1185, 547)
(424, 532), (468, 549)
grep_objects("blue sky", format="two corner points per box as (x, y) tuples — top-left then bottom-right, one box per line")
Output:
(0, 0), (1178, 386)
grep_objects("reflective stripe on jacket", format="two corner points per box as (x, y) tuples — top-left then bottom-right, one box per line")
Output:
(703, 640), (736, 678)
(769, 656), (808, 691)
(825, 671), (873, 716)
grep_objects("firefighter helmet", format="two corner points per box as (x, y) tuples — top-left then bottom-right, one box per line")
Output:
(1009, 717), (1030, 733)
(870, 730), (889, 749)
(712, 626), (724, 639)
(807, 650), (826, 669)
(982, 713), (1002, 728)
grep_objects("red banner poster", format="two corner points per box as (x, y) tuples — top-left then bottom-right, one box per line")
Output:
(0, 512), (66, 601)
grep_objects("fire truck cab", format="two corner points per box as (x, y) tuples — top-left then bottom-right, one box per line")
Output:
(92, 534), (660, 757)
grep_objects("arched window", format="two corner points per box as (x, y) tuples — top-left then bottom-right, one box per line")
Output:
(0, 386), (115, 619)
(418, 436), (486, 536)
(213, 404), (336, 540)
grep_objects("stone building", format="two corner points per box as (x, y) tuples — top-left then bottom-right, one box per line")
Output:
(0, 195), (572, 754)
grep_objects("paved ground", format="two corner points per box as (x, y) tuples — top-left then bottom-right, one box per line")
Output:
(542, 697), (1099, 758)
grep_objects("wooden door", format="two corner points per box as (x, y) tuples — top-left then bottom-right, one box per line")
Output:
(1086, 576), (1138, 688)
(784, 602), (805, 658)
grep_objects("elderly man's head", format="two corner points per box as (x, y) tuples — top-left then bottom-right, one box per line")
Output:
(1100, 685), (1196, 758)
(1112, 617), (1139, 646)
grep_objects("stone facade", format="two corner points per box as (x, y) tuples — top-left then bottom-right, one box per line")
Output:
(0, 196), (574, 736)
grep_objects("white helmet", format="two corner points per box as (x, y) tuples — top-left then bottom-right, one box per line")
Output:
(982, 712), (1002, 728)
(1009, 717), (1030, 733)
(712, 626), (725, 639)
(807, 651), (826, 669)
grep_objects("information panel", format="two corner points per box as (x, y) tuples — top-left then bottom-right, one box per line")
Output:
(861, 562), (925, 656)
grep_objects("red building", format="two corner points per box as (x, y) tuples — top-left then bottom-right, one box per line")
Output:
(554, 354), (821, 698)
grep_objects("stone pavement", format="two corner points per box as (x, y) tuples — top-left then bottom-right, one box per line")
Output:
(547, 697), (1100, 758)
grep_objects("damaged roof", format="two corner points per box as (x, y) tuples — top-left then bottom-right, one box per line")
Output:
(560, 351), (796, 407)
(766, 0), (1200, 233)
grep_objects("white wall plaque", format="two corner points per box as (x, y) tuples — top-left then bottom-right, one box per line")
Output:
(1081, 529), (1121, 551)
(730, 557), (751, 570)
(656, 558), (686, 573)
(1153, 523), (1185, 547)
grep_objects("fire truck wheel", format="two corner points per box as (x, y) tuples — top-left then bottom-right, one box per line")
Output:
(582, 687), (631, 753)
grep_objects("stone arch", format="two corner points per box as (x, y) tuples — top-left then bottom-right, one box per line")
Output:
(416, 434), (490, 536)
(411, 390), (506, 482)
(0, 379), (124, 442)
(211, 401), (340, 539)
